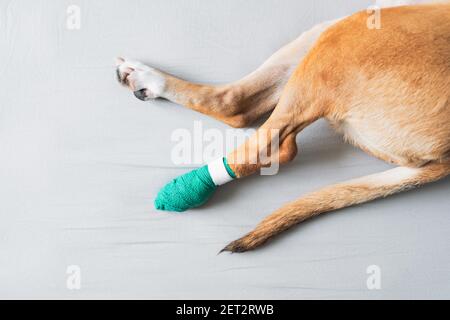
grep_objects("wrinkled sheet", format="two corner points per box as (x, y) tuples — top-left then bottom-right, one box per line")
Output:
(0, 0), (449, 299)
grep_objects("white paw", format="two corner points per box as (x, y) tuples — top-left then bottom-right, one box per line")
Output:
(116, 57), (166, 101)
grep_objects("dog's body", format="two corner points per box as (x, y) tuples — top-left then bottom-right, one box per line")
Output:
(117, 1), (450, 252)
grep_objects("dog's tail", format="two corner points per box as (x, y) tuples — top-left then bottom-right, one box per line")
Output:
(221, 161), (450, 253)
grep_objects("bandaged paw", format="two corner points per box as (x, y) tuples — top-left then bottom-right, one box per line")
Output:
(154, 158), (236, 212)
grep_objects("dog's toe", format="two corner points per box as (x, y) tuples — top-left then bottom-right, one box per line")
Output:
(116, 67), (124, 84)
(115, 57), (137, 86)
(134, 89), (149, 101)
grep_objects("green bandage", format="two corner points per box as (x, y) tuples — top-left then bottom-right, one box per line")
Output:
(154, 158), (236, 212)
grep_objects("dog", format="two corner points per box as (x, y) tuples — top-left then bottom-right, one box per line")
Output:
(116, 1), (450, 252)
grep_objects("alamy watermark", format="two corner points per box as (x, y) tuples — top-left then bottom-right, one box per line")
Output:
(66, 265), (81, 290)
(366, 265), (382, 290)
(367, 5), (382, 30)
(171, 121), (280, 175)
(66, 5), (81, 30)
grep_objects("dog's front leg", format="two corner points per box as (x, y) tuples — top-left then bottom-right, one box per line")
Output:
(153, 68), (324, 212)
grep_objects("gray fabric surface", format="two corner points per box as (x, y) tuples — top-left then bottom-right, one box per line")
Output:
(0, 0), (448, 299)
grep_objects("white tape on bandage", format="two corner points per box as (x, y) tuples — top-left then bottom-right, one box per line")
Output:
(208, 158), (234, 186)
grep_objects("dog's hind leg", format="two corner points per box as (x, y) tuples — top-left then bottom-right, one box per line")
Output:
(222, 161), (450, 253)
(116, 20), (337, 128)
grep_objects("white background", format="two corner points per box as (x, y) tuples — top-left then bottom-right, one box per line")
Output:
(0, 0), (449, 299)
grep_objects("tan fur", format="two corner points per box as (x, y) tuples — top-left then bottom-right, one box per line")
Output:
(223, 162), (450, 252)
(117, 4), (450, 252)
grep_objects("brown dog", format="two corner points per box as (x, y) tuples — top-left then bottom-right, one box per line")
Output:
(117, 3), (450, 252)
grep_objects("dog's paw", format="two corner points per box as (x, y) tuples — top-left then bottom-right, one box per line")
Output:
(115, 57), (166, 101)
